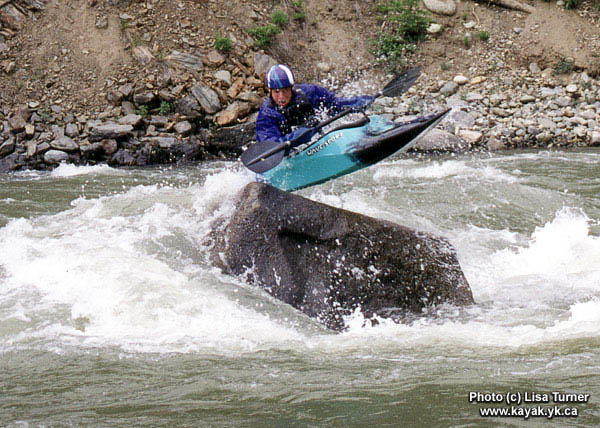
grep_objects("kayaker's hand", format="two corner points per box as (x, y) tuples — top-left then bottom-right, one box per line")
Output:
(362, 94), (377, 106)
(286, 127), (316, 147)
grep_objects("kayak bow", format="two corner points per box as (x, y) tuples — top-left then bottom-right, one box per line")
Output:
(257, 109), (450, 191)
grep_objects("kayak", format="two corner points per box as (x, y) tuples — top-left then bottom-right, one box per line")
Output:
(257, 109), (450, 191)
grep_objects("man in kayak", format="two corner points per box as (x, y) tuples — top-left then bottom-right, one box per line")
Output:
(256, 64), (375, 144)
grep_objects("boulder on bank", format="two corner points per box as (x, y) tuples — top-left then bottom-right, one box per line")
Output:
(89, 123), (134, 141)
(423, 0), (456, 16)
(209, 182), (474, 331)
(413, 128), (469, 152)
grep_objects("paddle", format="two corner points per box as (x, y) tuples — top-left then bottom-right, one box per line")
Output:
(241, 66), (421, 174)
(241, 107), (357, 173)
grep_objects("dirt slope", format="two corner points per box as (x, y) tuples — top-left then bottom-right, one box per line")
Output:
(1, 0), (599, 116)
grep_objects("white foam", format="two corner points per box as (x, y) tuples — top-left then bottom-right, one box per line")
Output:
(307, 188), (393, 221)
(192, 167), (254, 222)
(302, 295), (600, 353)
(482, 208), (600, 296)
(0, 168), (312, 355)
(1, 160), (600, 356)
(373, 159), (519, 183)
(50, 163), (119, 177)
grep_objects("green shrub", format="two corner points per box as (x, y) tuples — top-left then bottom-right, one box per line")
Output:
(564, 0), (580, 9)
(214, 34), (232, 53)
(271, 10), (289, 29)
(137, 105), (149, 117)
(372, 0), (430, 70)
(371, 31), (416, 70)
(379, 0), (431, 42)
(294, 11), (306, 21)
(478, 30), (489, 41)
(554, 58), (574, 74)
(372, 31), (404, 63)
(291, 0), (305, 21)
(248, 24), (280, 49)
(463, 36), (471, 48)
(158, 101), (174, 116)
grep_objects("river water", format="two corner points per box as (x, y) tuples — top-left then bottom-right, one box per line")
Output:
(1, 150), (599, 427)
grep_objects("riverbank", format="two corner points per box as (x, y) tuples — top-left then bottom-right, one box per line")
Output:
(2, 59), (599, 172)
(1, 0), (599, 172)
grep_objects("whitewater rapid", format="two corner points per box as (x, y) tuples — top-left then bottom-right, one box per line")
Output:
(1, 153), (599, 358)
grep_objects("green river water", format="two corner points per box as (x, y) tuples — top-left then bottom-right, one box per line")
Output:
(1, 150), (599, 427)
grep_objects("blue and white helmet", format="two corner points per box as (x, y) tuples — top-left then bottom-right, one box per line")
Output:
(266, 64), (295, 89)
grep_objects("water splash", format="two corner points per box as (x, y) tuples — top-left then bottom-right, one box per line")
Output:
(50, 163), (119, 178)
(1, 158), (600, 356)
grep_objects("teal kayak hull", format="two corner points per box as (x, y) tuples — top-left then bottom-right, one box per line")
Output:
(259, 109), (450, 191)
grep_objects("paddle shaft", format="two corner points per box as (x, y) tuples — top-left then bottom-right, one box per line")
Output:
(245, 106), (359, 167)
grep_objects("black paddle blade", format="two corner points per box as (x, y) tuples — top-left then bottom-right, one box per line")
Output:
(240, 140), (286, 173)
(241, 127), (315, 172)
(381, 66), (421, 98)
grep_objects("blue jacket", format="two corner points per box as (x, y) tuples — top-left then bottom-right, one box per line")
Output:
(256, 83), (374, 143)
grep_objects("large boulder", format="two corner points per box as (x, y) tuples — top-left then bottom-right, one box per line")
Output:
(209, 183), (474, 330)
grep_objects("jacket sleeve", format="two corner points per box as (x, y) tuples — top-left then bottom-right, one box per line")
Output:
(333, 94), (375, 111)
(255, 103), (284, 142)
(301, 84), (375, 113)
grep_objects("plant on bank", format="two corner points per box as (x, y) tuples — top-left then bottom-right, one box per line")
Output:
(292, 0), (306, 22)
(137, 105), (149, 117)
(294, 10), (306, 21)
(564, 0), (580, 9)
(372, 31), (417, 70)
(248, 24), (280, 49)
(272, 10), (289, 29)
(214, 34), (232, 53)
(372, 0), (431, 71)
(554, 58), (574, 75)
(158, 101), (174, 116)
(247, 2), (305, 49)
(463, 35), (471, 48)
(380, 0), (431, 42)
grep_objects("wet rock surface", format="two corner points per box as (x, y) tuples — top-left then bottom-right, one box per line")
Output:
(209, 182), (474, 331)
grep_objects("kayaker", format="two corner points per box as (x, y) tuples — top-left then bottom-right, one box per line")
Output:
(255, 64), (374, 143)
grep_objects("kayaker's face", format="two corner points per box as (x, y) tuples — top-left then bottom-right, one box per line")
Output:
(271, 87), (293, 108)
